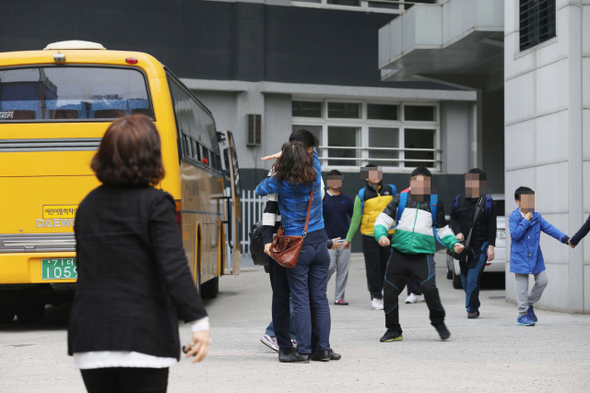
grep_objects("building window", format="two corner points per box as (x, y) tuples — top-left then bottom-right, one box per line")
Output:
(292, 101), (322, 118)
(404, 105), (436, 121)
(292, 100), (440, 171)
(519, 0), (556, 52)
(328, 102), (361, 119)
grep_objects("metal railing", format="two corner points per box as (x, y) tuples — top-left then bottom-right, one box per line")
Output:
(317, 145), (442, 167)
(238, 189), (267, 256)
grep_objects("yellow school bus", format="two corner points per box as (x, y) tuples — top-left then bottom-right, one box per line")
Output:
(0, 40), (241, 323)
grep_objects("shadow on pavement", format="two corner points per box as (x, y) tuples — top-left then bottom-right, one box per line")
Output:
(0, 303), (72, 332)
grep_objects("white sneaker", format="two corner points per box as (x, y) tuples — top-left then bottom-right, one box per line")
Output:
(371, 298), (384, 310)
(415, 294), (425, 303)
(405, 293), (417, 304)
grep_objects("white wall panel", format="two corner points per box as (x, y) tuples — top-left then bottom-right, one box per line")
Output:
(583, 110), (590, 160)
(539, 263), (571, 312)
(538, 212), (570, 264)
(505, 120), (535, 170)
(505, 73), (535, 124)
(535, 111), (569, 166)
(584, 161), (590, 213)
(582, 5), (590, 56)
(535, 162), (569, 214)
(583, 58), (590, 108)
(536, 59), (569, 116)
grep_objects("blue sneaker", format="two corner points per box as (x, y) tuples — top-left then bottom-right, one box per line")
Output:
(526, 306), (538, 323)
(517, 314), (535, 326)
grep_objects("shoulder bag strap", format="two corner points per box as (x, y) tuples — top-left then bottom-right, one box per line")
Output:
(465, 196), (485, 248)
(303, 189), (314, 237)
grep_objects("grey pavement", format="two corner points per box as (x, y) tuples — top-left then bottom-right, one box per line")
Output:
(1, 251), (590, 393)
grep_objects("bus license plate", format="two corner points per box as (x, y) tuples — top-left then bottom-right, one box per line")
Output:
(41, 258), (77, 280)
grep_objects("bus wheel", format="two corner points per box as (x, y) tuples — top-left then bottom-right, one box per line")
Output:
(200, 277), (219, 299)
(15, 296), (45, 323)
(0, 304), (16, 323)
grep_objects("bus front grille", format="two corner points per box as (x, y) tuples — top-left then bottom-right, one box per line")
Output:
(0, 138), (101, 152)
(0, 233), (76, 253)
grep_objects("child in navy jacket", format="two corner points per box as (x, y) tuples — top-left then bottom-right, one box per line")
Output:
(509, 187), (570, 326)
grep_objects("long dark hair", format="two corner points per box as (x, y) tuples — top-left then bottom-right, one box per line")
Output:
(91, 115), (165, 187)
(272, 141), (316, 185)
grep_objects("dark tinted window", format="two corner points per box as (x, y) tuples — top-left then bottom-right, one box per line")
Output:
(520, 0), (556, 51)
(328, 102), (361, 119)
(292, 101), (322, 118)
(404, 105), (436, 121)
(368, 104), (398, 120)
(167, 73), (220, 171)
(0, 67), (152, 121)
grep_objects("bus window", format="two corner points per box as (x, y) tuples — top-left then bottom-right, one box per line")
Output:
(191, 139), (200, 161)
(166, 72), (221, 171)
(0, 67), (154, 121)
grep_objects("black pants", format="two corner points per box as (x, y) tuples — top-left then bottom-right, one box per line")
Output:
(383, 248), (446, 333)
(406, 275), (422, 296)
(362, 235), (392, 300)
(268, 256), (293, 350)
(81, 367), (169, 393)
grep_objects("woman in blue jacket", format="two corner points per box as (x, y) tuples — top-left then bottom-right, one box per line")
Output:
(509, 187), (570, 326)
(256, 141), (337, 363)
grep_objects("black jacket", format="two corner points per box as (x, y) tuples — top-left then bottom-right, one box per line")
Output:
(450, 194), (497, 247)
(571, 215), (590, 246)
(68, 185), (207, 360)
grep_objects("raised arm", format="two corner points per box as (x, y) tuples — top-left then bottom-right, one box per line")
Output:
(509, 212), (530, 241)
(256, 176), (279, 197)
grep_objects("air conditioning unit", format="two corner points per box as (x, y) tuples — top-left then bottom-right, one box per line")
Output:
(247, 114), (261, 146)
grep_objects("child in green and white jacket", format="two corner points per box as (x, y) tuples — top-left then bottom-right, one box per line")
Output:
(374, 167), (464, 343)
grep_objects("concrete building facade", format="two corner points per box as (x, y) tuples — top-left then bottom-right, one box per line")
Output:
(504, 0), (590, 313)
(379, 0), (590, 313)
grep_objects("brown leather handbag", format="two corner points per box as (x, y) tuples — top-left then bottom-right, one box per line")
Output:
(269, 189), (314, 269)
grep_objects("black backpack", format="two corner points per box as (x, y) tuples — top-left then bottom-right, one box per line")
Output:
(249, 221), (269, 266)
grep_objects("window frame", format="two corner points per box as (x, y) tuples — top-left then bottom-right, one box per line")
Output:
(292, 99), (440, 173)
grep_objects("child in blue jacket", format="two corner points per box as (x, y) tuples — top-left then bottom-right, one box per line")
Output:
(509, 187), (570, 326)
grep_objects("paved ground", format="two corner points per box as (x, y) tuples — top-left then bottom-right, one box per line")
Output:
(1, 251), (590, 393)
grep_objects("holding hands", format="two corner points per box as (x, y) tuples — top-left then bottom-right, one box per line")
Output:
(453, 243), (465, 254)
(331, 238), (344, 250)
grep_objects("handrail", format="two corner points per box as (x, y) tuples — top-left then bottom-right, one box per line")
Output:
(318, 157), (439, 163)
(318, 145), (441, 152)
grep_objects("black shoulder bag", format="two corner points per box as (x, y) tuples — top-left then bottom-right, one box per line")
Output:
(249, 221), (269, 267)
(449, 196), (485, 265)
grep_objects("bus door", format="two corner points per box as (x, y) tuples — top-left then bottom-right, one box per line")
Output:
(220, 130), (241, 276)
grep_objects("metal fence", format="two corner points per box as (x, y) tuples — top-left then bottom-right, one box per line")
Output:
(235, 189), (266, 256)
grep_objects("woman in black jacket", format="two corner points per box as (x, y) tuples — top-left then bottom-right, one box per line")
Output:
(68, 115), (209, 393)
